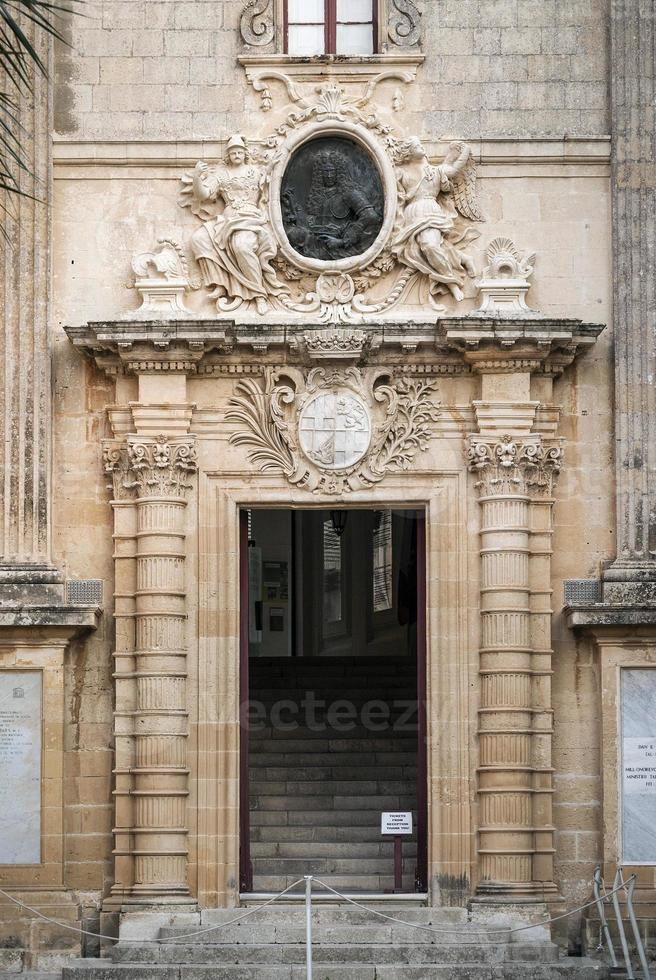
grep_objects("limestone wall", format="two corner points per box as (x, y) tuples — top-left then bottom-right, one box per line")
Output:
(54, 0), (610, 141)
(38, 0), (621, 949)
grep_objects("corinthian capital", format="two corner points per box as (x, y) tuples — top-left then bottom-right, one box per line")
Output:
(467, 434), (563, 496)
(102, 440), (136, 501)
(126, 436), (198, 498)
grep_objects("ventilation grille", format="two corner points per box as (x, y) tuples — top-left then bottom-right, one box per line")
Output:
(564, 579), (601, 605)
(66, 579), (103, 605)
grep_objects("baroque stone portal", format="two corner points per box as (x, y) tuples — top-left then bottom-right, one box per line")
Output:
(281, 136), (384, 262)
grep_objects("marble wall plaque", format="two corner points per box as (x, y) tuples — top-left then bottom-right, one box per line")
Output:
(0, 672), (42, 864)
(281, 136), (384, 261)
(621, 668), (656, 864)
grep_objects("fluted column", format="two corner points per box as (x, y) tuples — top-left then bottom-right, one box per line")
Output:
(124, 435), (197, 901)
(468, 434), (561, 898)
(607, 0), (656, 588)
(0, 20), (52, 568)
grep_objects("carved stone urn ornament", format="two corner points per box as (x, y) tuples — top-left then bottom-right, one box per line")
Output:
(226, 364), (441, 494)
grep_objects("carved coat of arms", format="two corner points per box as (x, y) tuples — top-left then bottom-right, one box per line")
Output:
(226, 366), (440, 494)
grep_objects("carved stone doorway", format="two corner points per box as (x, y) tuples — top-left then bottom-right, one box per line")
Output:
(238, 507), (428, 896)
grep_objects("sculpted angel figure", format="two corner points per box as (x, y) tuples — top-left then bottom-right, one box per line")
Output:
(185, 135), (287, 315)
(392, 138), (483, 303)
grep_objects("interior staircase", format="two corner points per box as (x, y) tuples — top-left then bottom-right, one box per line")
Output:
(248, 655), (419, 893)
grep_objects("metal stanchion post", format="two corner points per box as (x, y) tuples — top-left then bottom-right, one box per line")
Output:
(305, 875), (313, 980)
(612, 868), (635, 979)
(593, 866), (618, 967)
(625, 874), (652, 980)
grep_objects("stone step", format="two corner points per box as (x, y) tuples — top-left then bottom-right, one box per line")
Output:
(250, 855), (417, 873)
(251, 729), (418, 743)
(250, 752), (417, 767)
(250, 795), (416, 811)
(250, 808), (405, 827)
(250, 778), (415, 796)
(250, 841), (418, 858)
(251, 873), (417, 892)
(0, 973), (61, 980)
(195, 907), (468, 925)
(249, 686), (417, 699)
(114, 941), (550, 965)
(250, 731), (417, 760)
(252, 825), (408, 843)
(250, 765), (418, 781)
(62, 958), (611, 980)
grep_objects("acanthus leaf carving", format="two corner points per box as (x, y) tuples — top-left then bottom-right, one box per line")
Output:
(388, 0), (422, 48)
(467, 434), (564, 496)
(226, 365), (440, 494)
(240, 0), (274, 47)
(126, 436), (198, 498)
(102, 441), (136, 501)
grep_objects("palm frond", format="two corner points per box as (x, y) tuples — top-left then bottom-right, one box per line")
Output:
(0, 0), (84, 239)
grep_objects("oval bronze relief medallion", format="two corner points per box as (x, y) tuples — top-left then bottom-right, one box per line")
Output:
(281, 136), (385, 262)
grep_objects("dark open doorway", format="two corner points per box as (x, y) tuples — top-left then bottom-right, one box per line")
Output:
(240, 508), (427, 895)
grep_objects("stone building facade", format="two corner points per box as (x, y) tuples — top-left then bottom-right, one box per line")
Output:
(0, 0), (654, 973)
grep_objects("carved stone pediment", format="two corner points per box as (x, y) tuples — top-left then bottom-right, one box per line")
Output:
(225, 365), (440, 494)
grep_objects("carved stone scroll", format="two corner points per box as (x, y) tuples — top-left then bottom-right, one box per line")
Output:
(388, 0), (422, 47)
(240, 0), (275, 47)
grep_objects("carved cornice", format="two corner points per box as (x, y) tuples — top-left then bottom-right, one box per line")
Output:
(467, 434), (564, 497)
(103, 437), (198, 500)
(67, 317), (604, 379)
(439, 316), (605, 376)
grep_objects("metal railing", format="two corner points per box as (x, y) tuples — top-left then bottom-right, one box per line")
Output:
(593, 865), (652, 979)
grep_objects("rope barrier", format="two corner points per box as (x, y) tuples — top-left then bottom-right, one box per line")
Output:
(0, 872), (637, 949)
(0, 878), (306, 945)
(309, 875), (636, 944)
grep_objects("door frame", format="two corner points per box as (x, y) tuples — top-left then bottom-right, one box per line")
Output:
(238, 505), (429, 894)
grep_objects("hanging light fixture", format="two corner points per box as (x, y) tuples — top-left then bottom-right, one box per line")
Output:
(330, 510), (348, 537)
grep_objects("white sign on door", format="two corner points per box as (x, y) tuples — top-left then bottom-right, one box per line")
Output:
(381, 811), (413, 835)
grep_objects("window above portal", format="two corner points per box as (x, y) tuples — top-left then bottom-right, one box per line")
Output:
(285, 0), (377, 57)
(239, 0), (422, 59)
